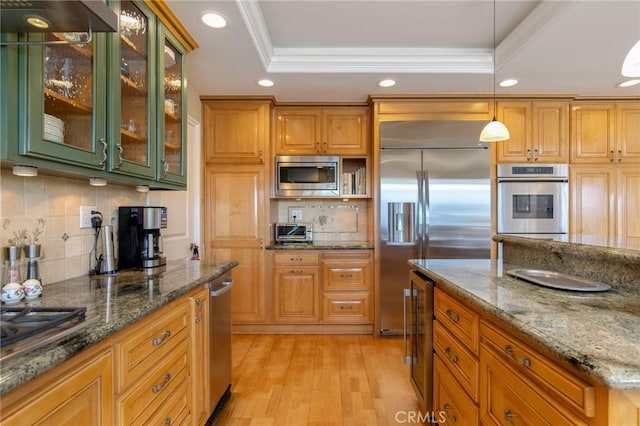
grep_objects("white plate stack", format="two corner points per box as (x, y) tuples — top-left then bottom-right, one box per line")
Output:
(44, 114), (64, 143)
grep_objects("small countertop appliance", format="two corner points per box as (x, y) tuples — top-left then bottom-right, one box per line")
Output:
(118, 206), (167, 269)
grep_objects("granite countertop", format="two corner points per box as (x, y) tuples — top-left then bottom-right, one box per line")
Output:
(267, 241), (373, 250)
(410, 258), (640, 389)
(0, 259), (238, 396)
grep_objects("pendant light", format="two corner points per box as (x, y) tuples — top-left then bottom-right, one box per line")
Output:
(480, 0), (510, 142)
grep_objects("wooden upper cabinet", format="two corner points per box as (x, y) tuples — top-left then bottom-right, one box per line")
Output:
(202, 100), (272, 164)
(617, 103), (640, 163)
(570, 103), (616, 163)
(496, 101), (568, 163)
(275, 107), (369, 155)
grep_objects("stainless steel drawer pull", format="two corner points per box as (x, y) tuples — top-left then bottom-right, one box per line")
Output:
(195, 298), (202, 323)
(152, 372), (171, 393)
(504, 345), (531, 367)
(445, 309), (459, 322)
(165, 417), (171, 425)
(339, 305), (354, 310)
(290, 257), (303, 261)
(340, 273), (353, 278)
(153, 330), (171, 346)
(444, 347), (458, 364)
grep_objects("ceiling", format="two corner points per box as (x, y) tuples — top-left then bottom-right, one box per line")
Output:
(166, 0), (640, 102)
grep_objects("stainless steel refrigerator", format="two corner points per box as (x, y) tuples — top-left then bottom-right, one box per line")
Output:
(379, 120), (491, 336)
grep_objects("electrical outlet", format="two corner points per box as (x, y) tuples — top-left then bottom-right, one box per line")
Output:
(80, 205), (97, 229)
(290, 209), (302, 222)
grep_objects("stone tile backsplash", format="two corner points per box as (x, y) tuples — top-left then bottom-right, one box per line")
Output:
(0, 169), (145, 285)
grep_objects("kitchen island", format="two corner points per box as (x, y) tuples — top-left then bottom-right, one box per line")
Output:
(411, 235), (640, 425)
(0, 259), (237, 396)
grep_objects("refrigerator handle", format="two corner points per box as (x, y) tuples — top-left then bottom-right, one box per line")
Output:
(416, 170), (424, 258)
(423, 170), (430, 257)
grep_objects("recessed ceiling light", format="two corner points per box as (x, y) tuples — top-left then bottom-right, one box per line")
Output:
(89, 177), (107, 186)
(136, 185), (150, 192)
(378, 79), (396, 88)
(499, 79), (519, 87)
(257, 79), (274, 87)
(616, 79), (640, 88)
(201, 12), (227, 29)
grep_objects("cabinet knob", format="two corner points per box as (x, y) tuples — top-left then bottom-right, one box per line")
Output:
(618, 149), (623, 162)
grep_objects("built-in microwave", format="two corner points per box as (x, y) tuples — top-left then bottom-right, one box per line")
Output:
(274, 155), (340, 197)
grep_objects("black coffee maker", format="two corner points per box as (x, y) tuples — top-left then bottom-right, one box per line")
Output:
(118, 206), (167, 269)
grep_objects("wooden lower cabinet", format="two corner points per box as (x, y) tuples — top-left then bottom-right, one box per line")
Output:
(433, 354), (479, 425)
(0, 348), (113, 426)
(0, 284), (214, 426)
(432, 285), (640, 426)
(265, 250), (373, 329)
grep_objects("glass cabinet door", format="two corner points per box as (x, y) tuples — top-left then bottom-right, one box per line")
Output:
(157, 25), (186, 185)
(109, 0), (156, 179)
(23, 32), (107, 169)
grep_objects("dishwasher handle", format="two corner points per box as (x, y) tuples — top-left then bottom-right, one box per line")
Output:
(210, 279), (233, 297)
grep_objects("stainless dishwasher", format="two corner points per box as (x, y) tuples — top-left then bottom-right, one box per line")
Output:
(207, 272), (233, 422)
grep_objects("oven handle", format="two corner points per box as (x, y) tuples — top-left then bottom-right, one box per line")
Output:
(497, 178), (568, 183)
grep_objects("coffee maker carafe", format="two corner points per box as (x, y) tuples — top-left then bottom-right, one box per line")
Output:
(118, 206), (167, 269)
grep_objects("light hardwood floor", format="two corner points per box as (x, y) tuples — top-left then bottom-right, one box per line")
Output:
(213, 334), (421, 426)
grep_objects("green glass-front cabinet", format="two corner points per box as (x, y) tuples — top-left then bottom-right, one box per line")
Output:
(157, 24), (187, 186)
(1, 0), (193, 189)
(21, 32), (109, 170)
(108, 0), (156, 179)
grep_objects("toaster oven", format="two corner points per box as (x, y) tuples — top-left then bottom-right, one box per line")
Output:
(274, 223), (313, 244)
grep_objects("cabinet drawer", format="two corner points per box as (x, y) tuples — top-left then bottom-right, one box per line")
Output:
(434, 321), (479, 401)
(274, 252), (319, 266)
(480, 344), (588, 426)
(118, 339), (191, 425)
(481, 321), (595, 418)
(434, 288), (480, 354)
(115, 299), (190, 391)
(136, 370), (191, 426)
(322, 292), (371, 323)
(321, 258), (371, 291)
(434, 354), (479, 426)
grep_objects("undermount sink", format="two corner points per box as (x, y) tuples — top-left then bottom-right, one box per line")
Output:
(506, 269), (612, 292)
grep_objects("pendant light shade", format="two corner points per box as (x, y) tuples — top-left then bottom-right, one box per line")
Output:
(621, 39), (640, 77)
(479, 0), (509, 143)
(480, 117), (510, 142)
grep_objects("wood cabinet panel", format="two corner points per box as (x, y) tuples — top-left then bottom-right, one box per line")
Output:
(322, 291), (371, 323)
(571, 104), (616, 163)
(434, 288), (480, 354)
(617, 104), (640, 163)
(274, 107), (369, 155)
(274, 252), (320, 266)
(481, 321), (595, 418)
(616, 167), (640, 242)
(190, 287), (210, 426)
(496, 101), (568, 163)
(433, 354), (479, 426)
(273, 267), (319, 323)
(117, 339), (191, 425)
(321, 255), (371, 291)
(202, 100), (271, 164)
(480, 343), (588, 426)
(115, 298), (190, 392)
(0, 350), (113, 426)
(434, 321), (479, 401)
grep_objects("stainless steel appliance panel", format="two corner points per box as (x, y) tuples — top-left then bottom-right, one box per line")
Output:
(497, 163), (569, 235)
(208, 273), (233, 420)
(379, 143), (490, 335)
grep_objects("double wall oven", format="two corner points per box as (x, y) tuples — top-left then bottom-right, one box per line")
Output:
(497, 164), (569, 239)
